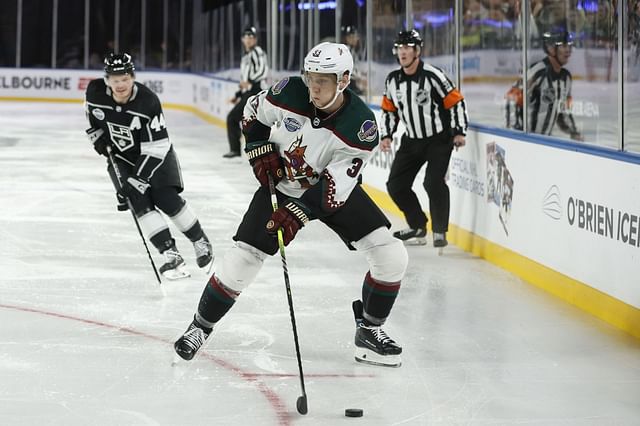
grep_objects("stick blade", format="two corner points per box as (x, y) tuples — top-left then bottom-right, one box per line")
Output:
(296, 395), (308, 415)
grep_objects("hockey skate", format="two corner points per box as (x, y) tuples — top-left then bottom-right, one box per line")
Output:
(433, 232), (448, 256)
(174, 316), (213, 361)
(159, 247), (190, 280)
(193, 236), (214, 272)
(392, 227), (427, 246)
(352, 300), (402, 367)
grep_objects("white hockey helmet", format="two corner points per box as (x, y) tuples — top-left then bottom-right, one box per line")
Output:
(303, 42), (353, 84)
(303, 42), (353, 110)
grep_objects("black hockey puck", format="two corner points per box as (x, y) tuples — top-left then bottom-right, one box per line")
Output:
(345, 408), (364, 417)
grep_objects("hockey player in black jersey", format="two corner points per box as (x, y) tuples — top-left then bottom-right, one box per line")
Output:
(85, 53), (213, 279)
(175, 42), (408, 367)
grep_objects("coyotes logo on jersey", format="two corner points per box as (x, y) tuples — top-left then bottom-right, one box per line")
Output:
(284, 135), (318, 188)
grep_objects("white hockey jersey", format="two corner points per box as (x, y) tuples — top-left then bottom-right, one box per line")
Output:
(243, 76), (379, 216)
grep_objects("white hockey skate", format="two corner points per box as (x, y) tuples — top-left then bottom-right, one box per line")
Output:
(193, 236), (214, 273)
(159, 248), (190, 280)
(352, 300), (402, 367)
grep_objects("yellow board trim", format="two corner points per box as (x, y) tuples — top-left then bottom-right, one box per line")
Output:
(362, 183), (640, 340)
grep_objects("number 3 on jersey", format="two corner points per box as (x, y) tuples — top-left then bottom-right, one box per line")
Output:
(150, 114), (166, 132)
(346, 158), (363, 178)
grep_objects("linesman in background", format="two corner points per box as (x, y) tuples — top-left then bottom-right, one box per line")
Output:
(505, 29), (582, 140)
(380, 29), (468, 249)
(223, 26), (269, 158)
(341, 25), (367, 95)
(85, 53), (213, 279)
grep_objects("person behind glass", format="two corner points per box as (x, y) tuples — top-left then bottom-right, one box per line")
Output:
(505, 29), (583, 140)
(223, 26), (269, 158)
(341, 25), (367, 95)
(380, 30), (469, 248)
(85, 53), (213, 279)
(174, 42), (408, 368)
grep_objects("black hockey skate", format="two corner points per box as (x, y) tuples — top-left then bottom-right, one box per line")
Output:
(159, 246), (190, 280)
(433, 232), (448, 248)
(433, 232), (448, 256)
(193, 235), (214, 272)
(352, 300), (402, 367)
(174, 316), (213, 361)
(392, 227), (427, 246)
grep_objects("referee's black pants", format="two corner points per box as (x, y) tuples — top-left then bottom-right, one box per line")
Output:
(226, 89), (259, 153)
(386, 133), (453, 233)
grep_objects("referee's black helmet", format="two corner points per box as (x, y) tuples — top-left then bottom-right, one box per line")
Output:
(392, 29), (423, 56)
(542, 30), (573, 54)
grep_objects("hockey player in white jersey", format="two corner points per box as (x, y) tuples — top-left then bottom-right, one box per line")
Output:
(85, 53), (213, 279)
(175, 42), (409, 367)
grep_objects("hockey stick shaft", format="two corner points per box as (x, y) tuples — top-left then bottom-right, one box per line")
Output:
(106, 147), (162, 286)
(267, 173), (308, 414)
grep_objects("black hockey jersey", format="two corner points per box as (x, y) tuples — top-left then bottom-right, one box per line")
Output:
(85, 79), (172, 181)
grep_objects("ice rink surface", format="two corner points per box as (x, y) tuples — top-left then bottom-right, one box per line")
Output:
(0, 102), (639, 425)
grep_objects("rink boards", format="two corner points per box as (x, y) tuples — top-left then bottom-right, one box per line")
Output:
(1, 67), (638, 339)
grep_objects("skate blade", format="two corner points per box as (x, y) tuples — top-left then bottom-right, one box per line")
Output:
(161, 265), (191, 280)
(437, 247), (444, 256)
(171, 353), (182, 366)
(354, 348), (402, 368)
(403, 237), (427, 246)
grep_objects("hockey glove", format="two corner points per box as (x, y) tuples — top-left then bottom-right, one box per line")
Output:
(120, 176), (150, 202)
(266, 199), (310, 246)
(86, 128), (109, 157)
(93, 138), (109, 156)
(245, 141), (283, 187)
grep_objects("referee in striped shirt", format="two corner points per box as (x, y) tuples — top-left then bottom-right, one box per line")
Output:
(380, 29), (468, 248)
(505, 30), (582, 140)
(224, 26), (269, 158)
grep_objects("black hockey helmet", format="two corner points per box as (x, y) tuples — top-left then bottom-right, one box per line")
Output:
(104, 53), (135, 76)
(242, 26), (257, 37)
(542, 30), (573, 54)
(341, 25), (358, 36)
(393, 29), (423, 54)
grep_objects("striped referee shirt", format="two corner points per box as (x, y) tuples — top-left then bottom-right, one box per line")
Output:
(381, 61), (468, 140)
(241, 45), (269, 92)
(526, 57), (578, 136)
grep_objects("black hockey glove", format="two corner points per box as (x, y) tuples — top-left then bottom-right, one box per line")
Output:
(93, 138), (109, 156)
(266, 199), (310, 246)
(120, 176), (150, 202)
(86, 127), (109, 157)
(245, 141), (283, 187)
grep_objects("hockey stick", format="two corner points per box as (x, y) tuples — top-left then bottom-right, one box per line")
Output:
(106, 146), (163, 287)
(267, 172), (308, 415)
